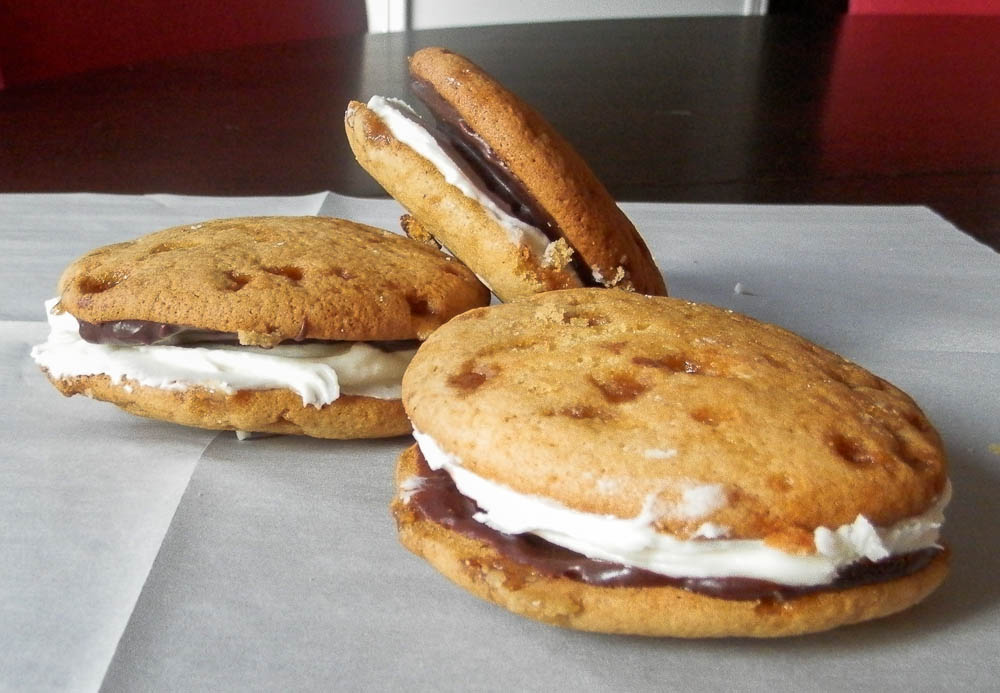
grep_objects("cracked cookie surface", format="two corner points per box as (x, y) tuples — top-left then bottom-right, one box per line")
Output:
(58, 215), (489, 342)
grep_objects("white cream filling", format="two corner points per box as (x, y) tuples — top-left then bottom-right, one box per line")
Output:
(366, 96), (565, 270)
(31, 299), (416, 406)
(412, 430), (949, 587)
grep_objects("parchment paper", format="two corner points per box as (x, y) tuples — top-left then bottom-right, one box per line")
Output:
(1, 193), (326, 692)
(2, 193), (998, 692)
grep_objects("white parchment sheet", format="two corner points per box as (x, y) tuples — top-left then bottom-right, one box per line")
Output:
(2, 194), (998, 692)
(1, 193), (326, 691)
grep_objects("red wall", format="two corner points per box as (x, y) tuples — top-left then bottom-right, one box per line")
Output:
(819, 16), (1000, 177)
(0, 0), (366, 88)
(851, 0), (1000, 13)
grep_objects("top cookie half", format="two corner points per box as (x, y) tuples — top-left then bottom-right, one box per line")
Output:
(402, 289), (947, 551)
(346, 47), (667, 301)
(57, 216), (489, 343)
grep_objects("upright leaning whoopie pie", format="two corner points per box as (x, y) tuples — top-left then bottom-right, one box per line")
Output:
(345, 47), (667, 301)
(394, 289), (950, 637)
(32, 216), (489, 439)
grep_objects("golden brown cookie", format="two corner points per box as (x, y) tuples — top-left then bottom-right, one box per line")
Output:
(345, 47), (667, 301)
(395, 288), (950, 635)
(393, 446), (949, 637)
(345, 99), (580, 301)
(51, 374), (409, 439)
(58, 215), (487, 343)
(32, 216), (489, 439)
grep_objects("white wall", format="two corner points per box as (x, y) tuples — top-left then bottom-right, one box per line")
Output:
(367, 0), (767, 33)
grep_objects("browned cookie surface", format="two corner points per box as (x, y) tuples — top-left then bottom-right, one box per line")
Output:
(58, 215), (489, 343)
(345, 101), (582, 301)
(392, 445), (949, 637)
(45, 371), (410, 439)
(44, 215), (488, 438)
(403, 289), (947, 549)
(409, 47), (667, 297)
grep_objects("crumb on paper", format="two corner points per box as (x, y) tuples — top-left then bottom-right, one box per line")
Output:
(989, 443), (1000, 456)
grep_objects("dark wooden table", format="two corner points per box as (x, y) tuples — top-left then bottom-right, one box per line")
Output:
(1, 15), (997, 250)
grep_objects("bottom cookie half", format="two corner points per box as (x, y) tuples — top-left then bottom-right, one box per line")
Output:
(47, 372), (411, 439)
(391, 445), (948, 637)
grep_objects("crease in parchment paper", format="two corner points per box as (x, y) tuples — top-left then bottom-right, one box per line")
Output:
(95, 431), (230, 692)
(4, 193), (1000, 692)
(2, 322), (219, 692)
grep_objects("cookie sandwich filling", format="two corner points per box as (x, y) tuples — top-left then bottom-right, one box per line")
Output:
(407, 430), (949, 598)
(31, 299), (416, 405)
(363, 96), (585, 285)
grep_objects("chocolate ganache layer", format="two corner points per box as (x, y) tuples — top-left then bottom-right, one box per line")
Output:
(79, 320), (238, 346)
(78, 319), (419, 351)
(405, 450), (942, 602)
(411, 78), (556, 236)
(410, 78), (599, 288)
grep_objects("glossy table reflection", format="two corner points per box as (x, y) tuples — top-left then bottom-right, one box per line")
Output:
(1, 15), (997, 249)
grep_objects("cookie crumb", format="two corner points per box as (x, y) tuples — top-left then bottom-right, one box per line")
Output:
(541, 238), (574, 269)
(593, 265), (627, 288)
(535, 303), (567, 324)
(610, 266), (626, 287)
(237, 330), (284, 348)
(400, 214), (440, 249)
